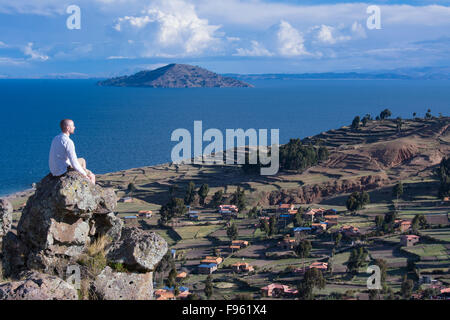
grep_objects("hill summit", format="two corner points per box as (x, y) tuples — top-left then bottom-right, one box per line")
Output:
(98, 64), (253, 88)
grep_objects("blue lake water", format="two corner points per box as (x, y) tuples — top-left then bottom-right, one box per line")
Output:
(0, 79), (449, 196)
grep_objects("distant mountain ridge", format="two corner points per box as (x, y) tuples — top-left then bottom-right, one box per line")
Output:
(97, 64), (253, 88)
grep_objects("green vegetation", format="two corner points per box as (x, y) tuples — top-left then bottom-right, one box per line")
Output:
(298, 268), (325, 300)
(198, 184), (209, 206)
(159, 197), (187, 224)
(437, 157), (450, 198)
(279, 138), (329, 172)
(346, 191), (370, 213)
(184, 181), (196, 205)
(226, 222), (239, 241)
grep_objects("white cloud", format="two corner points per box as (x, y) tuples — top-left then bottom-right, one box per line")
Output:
(0, 41), (8, 48)
(114, 0), (221, 56)
(23, 43), (49, 61)
(351, 21), (367, 39)
(316, 24), (351, 44)
(0, 57), (26, 65)
(234, 40), (273, 57)
(277, 20), (309, 56)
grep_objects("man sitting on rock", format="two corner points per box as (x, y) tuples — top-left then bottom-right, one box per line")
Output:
(49, 119), (95, 184)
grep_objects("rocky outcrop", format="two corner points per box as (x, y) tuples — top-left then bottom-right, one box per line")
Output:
(3, 171), (118, 274)
(107, 227), (168, 272)
(0, 271), (77, 300)
(92, 266), (153, 300)
(0, 199), (13, 240)
(1, 171), (167, 300)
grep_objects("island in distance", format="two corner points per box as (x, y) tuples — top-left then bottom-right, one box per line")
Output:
(97, 63), (254, 88)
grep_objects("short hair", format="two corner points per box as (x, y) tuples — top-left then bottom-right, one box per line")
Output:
(60, 119), (73, 131)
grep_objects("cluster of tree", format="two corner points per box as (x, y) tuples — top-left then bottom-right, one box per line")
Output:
(259, 216), (278, 238)
(154, 251), (176, 286)
(279, 138), (329, 172)
(231, 186), (247, 212)
(346, 247), (368, 274)
(295, 239), (312, 259)
(297, 268), (325, 300)
(346, 191), (370, 213)
(211, 190), (224, 208)
(159, 197), (187, 224)
(392, 181), (404, 200)
(379, 109), (392, 120)
(183, 182), (210, 206)
(437, 157), (450, 199)
(226, 221), (239, 240)
(375, 210), (400, 234)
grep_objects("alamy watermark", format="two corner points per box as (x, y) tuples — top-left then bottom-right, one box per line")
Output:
(171, 121), (280, 175)
(66, 264), (81, 290)
(366, 265), (382, 290)
(66, 5), (81, 30)
(366, 5), (381, 30)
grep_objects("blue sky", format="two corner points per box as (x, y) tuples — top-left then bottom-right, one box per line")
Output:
(0, 0), (450, 77)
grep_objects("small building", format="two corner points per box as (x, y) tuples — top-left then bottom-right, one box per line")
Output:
(171, 249), (176, 259)
(201, 256), (223, 265)
(231, 240), (249, 248)
(231, 262), (254, 273)
(398, 220), (412, 232)
(312, 222), (328, 232)
(293, 227), (312, 234)
(261, 283), (298, 298)
(340, 225), (360, 237)
(278, 203), (295, 214)
(400, 234), (419, 247)
(123, 215), (137, 220)
(309, 262), (328, 271)
(120, 197), (133, 203)
(198, 263), (217, 274)
(304, 208), (326, 220)
(176, 272), (187, 281)
(188, 214), (199, 221)
(138, 210), (152, 218)
(154, 289), (175, 300)
(278, 235), (296, 250)
(219, 205), (239, 213)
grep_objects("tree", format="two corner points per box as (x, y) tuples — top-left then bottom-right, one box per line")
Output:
(346, 191), (370, 213)
(351, 116), (361, 131)
(375, 215), (384, 229)
(247, 206), (258, 219)
(204, 275), (213, 299)
(211, 190), (224, 208)
(232, 186), (247, 213)
(318, 146), (329, 161)
(226, 221), (238, 241)
(159, 197), (187, 224)
(411, 214), (428, 232)
(362, 114), (371, 127)
(295, 240), (312, 259)
(127, 182), (137, 197)
(169, 184), (178, 197)
(396, 117), (403, 133)
(373, 259), (388, 285)
(392, 182), (404, 200)
(268, 216), (277, 237)
(413, 112), (417, 118)
(294, 212), (304, 227)
(437, 157), (450, 198)
(167, 265), (177, 288)
(260, 219), (270, 238)
(298, 268), (325, 300)
(198, 184), (209, 206)
(334, 233), (342, 247)
(425, 109), (432, 119)
(379, 109), (392, 120)
(184, 182), (196, 205)
(401, 275), (414, 299)
(279, 138), (329, 172)
(346, 247), (368, 274)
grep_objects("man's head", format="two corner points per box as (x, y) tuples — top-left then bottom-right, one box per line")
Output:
(60, 119), (75, 135)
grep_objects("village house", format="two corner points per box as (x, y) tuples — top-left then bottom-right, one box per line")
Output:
(198, 263), (217, 274)
(304, 208), (326, 221)
(138, 210), (152, 218)
(188, 214), (199, 221)
(278, 203), (295, 214)
(119, 196), (133, 203)
(309, 261), (328, 271)
(176, 271), (188, 282)
(155, 286), (191, 300)
(400, 234), (420, 247)
(340, 225), (360, 237)
(201, 256), (223, 265)
(231, 262), (254, 273)
(261, 283), (298, 298)
(323, 214), (339, 225)
(219, 205), (239, 213)
(278, 235), (296, 250)
(312, 222), (328, 232)
(231, 240), (249, 248)
(397, 220), (412, 232)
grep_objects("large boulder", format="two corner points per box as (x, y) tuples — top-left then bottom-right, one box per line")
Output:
(107, 227), (168, 272)
(0, 271), (78, 300)
(92, 266), (153, 300)
(7, 171), (119, 273)
(0, 199), (13, 239)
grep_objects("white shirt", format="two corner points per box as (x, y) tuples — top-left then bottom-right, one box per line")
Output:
(49, 133), (87, 176)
